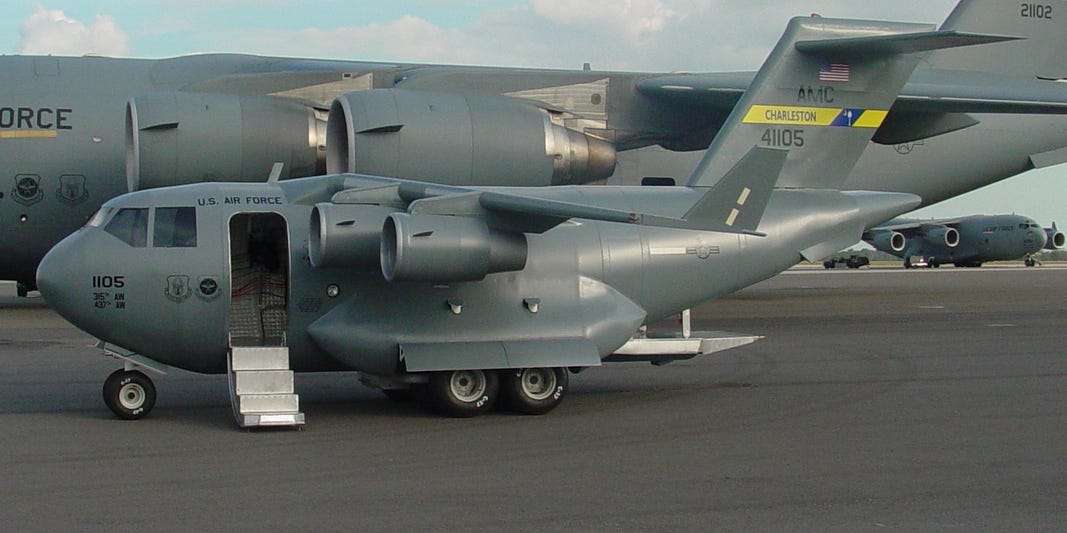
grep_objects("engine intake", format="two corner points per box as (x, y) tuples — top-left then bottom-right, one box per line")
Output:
(923, 225), (959, 248)
(381, 214), (527, 282)
(869, 230), (907, 253)
(309, 204), (402, 269)
(127, 93), (325, 191)
(327, 89), (616, 186)
(1046, 227), (1065, 250)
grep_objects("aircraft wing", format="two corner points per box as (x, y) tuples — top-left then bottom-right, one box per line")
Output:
(638, 67), (1067, 117)
(870, 217), (966, 233)
(285, 145), (786, 235)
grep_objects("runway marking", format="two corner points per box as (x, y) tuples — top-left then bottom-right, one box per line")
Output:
(919, 305), (945, 309)
(987, 323), (1016, 328)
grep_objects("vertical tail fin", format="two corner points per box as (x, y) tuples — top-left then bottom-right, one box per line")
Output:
(686, 17), (1001, 190)
(929, 0), (1067, 79)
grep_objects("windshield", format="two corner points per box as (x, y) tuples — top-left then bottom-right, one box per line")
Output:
(104, 208), (148, 247)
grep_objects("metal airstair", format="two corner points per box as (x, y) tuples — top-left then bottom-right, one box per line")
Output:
(227, 345), (305, 428)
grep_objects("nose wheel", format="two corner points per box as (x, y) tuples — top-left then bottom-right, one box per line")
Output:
(103, 369), (157, 420)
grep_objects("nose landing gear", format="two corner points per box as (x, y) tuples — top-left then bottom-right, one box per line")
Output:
(103, 369), (157, 420)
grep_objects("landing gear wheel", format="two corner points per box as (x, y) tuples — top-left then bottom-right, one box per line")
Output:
(103, 369), (156, 420)
(501, 367), (568, 415)
(425, 370), (498, 417)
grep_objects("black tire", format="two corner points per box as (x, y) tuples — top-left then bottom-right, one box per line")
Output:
(425, 370), (498, 417)
(102, 369), (156, 420)
(500, 368), (568, 415)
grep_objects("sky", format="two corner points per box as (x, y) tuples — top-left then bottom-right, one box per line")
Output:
(2, 1), (1064, 225)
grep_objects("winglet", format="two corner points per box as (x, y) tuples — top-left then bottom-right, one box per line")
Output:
(662, 146), (786, 233)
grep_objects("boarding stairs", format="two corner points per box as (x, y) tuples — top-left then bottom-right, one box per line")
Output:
(227, 345), (305, 428)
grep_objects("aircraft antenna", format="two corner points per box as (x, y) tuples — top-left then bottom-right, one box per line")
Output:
(267, 162), (284, 184)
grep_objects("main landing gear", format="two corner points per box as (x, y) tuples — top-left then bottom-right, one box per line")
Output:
(409, 367), (570, 417)
(102, 369), (157, 420)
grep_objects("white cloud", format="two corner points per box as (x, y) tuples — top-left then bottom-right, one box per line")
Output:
(16, 6), (130, 56)
(203, 0), (957, 71)
(529, 0), (680, 39)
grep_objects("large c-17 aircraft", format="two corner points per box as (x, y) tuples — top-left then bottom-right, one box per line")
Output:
(38, 17), (988, 425)
(7, 0), (1067, 296)
(864, 215), (1064, 267)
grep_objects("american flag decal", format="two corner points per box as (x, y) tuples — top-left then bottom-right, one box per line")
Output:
(819, 63), (850, 83)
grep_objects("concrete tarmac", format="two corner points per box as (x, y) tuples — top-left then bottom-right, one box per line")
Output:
(1, 267), (1065, 530)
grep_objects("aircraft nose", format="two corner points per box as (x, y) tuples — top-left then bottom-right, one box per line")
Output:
(1030, 228), (1047, 252)
(36, 231), (90, 328)
(37, 237), (70, 301)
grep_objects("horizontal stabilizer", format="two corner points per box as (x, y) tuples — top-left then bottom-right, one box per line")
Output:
(795, 30), (1019, 57)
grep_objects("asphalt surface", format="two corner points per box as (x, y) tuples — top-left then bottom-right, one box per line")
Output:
(1, 266), (1065, 530)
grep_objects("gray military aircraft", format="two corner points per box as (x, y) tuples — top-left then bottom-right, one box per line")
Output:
(37, 17), (988, 424)
(6, 0), (1067, 297)
(864, 215), (1064, 267)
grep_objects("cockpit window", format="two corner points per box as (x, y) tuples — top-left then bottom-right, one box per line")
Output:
(104, 208), (148, 247)
(154, 207), (197, 248)
(86, 207), (114, 228)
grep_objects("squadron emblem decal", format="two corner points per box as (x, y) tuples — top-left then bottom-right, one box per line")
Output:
(165, 275), (192, 303)
(56, 174), (89, 205)
(195, 276), (220, 301)
(12, 174), (43, 206)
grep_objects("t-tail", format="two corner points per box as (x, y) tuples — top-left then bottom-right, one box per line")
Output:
(929, 0), (1067, 79)
(686, 16), (1010, 191)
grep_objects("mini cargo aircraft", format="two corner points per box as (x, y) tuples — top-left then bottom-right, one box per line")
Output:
(38, 17), (999, 426)
(10, 0), (1067, 297)
(864, 215), (1064, 267)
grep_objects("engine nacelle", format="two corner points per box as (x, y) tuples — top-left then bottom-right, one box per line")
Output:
(327, 89), (616, 186)
(1046, 228), (1065, 250)
(869, 230), (907, 253)
(922, 225), (960, 248)
(309, 204), (402, 269)
(381, 214), (527, 282)
(127, 92), (326, 191)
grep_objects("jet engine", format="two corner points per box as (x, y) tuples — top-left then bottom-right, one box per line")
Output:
(327, 89), (616, 186)
(381, 213), (527, 282)
(126, 93), (326, 191)
(870, 230), (907, 253)
(309, 204), (402, 269)
(1045, 226), (1065, 250)
(922, 225), (960, 248)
